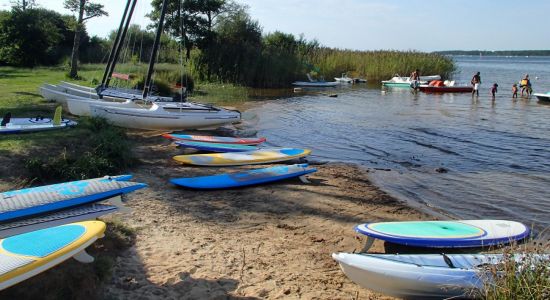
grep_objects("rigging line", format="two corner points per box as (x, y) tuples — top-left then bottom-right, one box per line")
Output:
(143, 0), (169, 99)
(105, 0), (138, 90)
(101, 0), (132, 89)
(179, 0), (189, 104)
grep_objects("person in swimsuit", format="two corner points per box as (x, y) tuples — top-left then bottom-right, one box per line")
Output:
(512, 84), (518, 98)
(409, 69), (420, 89)
(491, 83), (498, 99)
(520, 74), (532, 97)
(471, 72), (481, 96)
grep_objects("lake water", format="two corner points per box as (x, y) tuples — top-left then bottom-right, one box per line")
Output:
(247, 56), (550, 232)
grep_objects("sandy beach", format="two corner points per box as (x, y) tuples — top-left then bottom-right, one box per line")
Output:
(0, 131), (430, 299)
(104, 133), (430, 299)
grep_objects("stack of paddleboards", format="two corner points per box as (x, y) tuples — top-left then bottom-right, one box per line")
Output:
(163, 133), (317, 189)
(0, 175), (146, 290)
(332, 219), (534, 299)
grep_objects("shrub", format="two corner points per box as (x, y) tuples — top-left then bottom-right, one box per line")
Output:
(24, 117), (134, 182)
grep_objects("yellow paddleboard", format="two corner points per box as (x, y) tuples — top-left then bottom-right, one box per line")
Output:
(0, 221), (106, 290)
(173, 148), (311, 166)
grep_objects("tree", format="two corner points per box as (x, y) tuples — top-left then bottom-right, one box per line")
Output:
(149, 0), (241, 59)
(0, 8), (69, 66)
(10, 0), (36, 10)
(64, 0), (107, 78)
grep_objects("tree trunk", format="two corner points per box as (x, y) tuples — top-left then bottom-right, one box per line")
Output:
(69, 0), (86, 78)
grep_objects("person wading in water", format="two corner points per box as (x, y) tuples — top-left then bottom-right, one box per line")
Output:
(471, 72), (481, 96)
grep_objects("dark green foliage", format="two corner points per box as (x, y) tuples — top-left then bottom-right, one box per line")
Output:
(24, 117), (134, 182)
(0, 8), (94, 67)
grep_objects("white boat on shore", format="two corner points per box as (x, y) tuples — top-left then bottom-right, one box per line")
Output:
(89, 103), (241, 130)
(333, 252), (547, 299)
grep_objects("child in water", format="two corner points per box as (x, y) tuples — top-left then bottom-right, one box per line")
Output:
(491, 83), (498, 98)
(512, 84), (518, 98)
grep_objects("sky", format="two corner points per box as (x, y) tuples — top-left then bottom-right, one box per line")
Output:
(1, 0), (549, 51)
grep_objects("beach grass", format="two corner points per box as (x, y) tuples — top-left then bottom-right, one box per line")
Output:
(479, 243), (550, 299)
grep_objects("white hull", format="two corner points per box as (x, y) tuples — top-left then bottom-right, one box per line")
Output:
(90, 103), (241, 130)
(534, 93), (550, 101)
(66, 98), (140, 116)
(59, 81), (97, 93)
(334, 77), (353, 84)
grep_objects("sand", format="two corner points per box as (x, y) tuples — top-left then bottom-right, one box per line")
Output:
(98, 133), (430, 299)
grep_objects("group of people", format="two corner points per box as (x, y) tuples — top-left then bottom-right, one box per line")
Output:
(470, 72), (532, 99)
(409, 69), (534, 99)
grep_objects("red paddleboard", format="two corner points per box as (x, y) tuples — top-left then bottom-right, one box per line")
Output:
(162, 133), (266, 145)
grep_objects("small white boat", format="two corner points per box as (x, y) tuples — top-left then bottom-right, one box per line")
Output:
(90, 103), (241, 130)
(334, 73), (353, 84)
(333, 252), (547, 299)
(534, 92), (550, 101)
(292, 73), (339, 87)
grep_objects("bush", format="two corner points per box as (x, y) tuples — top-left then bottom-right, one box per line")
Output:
(24, 117), (134, 182)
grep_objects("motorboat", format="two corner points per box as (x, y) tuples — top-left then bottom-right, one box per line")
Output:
(418, 80), (473, 93)
(534, 92), (550, 101)
(381, 74), (441, 87)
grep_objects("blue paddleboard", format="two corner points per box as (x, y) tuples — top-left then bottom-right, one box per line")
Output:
(170, 163), (317, 189)
(175, 140), (258, 152)
(0, 175), (146, 222)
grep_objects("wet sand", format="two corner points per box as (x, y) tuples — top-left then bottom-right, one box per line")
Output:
(100, 133), (430, 299)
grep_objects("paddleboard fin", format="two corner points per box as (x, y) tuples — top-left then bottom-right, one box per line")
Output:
(1, 112), (11, 126)
(53, 106), (62, 126)
(108, 195), (131, 213)
(299, 175), (311, 184)
(360, 236), (375, 253)
(73, 249), (94, 263)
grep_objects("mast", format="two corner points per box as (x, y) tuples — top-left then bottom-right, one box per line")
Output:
(104, 0), (138, 90)
(100, 0), (132, 90)
(143, 0), (169, 99)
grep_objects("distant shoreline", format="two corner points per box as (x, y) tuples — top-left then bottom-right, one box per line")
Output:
(434, 50), (550, 57)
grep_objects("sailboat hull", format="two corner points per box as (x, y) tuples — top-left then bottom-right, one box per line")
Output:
(90, 105), (241, 130)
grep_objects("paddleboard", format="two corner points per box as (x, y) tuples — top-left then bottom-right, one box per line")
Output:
(0, 204), (117, 239)
(0, 221), (106, 290)
(173, 148), (311, 166)
(332, 253), (547, 299)
(0, 176), (146, 222)
(163, 133), (266, 145)
(355, 220), (530, 248)
(175, 140), (258, 152)
(0, 107), (77, 134)
(170, 164), (317, 189)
